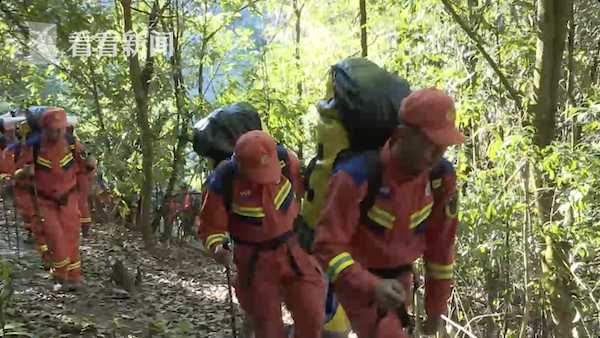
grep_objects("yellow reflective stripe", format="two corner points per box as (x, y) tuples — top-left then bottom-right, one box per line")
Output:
(369, 206), (395, 223)
(39, 244), (48, 253)
(80, 217), (92, 223)
(367, 206), (395, 229)
(67, 261), (81, 271)
(410, 202), (433, 229)
(205, 233), (226, 249)
(427, 262), (454, 271)
(432, 179), (442, 189)
(69, 145), (76, 150)
(59, 153), (74, 167)
(36, 157), (52, 168)
(273, 179), (292, 209)
(430, 271), (453, 279)
(53, 258), (70, 269)
(328, 252), (355, 282)
(232, 204), (265, 218)
(427, 262), (454, 280)
(445, 205), (457, 219)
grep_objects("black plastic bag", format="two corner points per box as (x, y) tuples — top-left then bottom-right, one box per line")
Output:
(192, 102), (262, 164)
(331, 58), (411, 151)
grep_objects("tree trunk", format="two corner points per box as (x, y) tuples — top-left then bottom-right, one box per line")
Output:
(359, 0), (367, 57)
(153, 0), (189, 236)
(566, 11), (580, 149)
(87, 59), (112, 152)
(293, 0), (303, 98)
(121, 0), (160, 248)
(530, 1), (576, 336)
(591, 41), (600, 86)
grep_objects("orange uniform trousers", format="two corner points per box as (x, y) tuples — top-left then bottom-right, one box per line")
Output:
(77, 173), (93, 230)
(233, 237), (326, 338)
(33, 192), (82, 282)
(14, 185), (51, 262)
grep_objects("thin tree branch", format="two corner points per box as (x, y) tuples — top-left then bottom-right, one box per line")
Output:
(203, 0), (262, 42)
(440, 0), (523, 109)
(131, 6), (176, 18)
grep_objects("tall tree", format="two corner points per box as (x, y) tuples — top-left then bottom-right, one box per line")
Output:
(531, 1), (577, 336)
(120, 0), (164, 248)
(359, 0), (367, 57)
(293, 0), (304, 98)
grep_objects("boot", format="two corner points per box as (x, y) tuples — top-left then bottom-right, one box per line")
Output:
(62, 281), (81, 292)
(23, 230), (35, 245)
(81, 224), (90, 238)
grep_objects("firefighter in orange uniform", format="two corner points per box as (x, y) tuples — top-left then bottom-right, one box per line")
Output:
(199, 130), (326, 338)
(2, 117), (43, 251)
(312, 88), (464, 337)
(67, 122), (97, 237)
(15, 107), (90, 290)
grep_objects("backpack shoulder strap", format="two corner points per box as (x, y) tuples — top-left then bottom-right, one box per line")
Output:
(429, 157), (454, 197)
(358, 150), (384, 224)
(219, 161), (237, 212)
(33, 140), (41, 164)
(65, 133), (79, 159)
(276, 144), (291, 182)
(13, 143), (22, 162)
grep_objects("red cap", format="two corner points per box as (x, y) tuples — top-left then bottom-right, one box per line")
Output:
(41, 107), (67, 129)
(234, 130), (281, 184)
(399, 88), (465, 146)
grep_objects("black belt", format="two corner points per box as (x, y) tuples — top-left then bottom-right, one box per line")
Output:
(37, 185), (78, 206)
(369, 264), (414, 330)
(232, 231), (302, 287)
(15, 183), (34, 193)
(368, 264), (413, 279)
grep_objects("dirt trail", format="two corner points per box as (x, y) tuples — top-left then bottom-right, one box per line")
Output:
(1, 209), (243, 338)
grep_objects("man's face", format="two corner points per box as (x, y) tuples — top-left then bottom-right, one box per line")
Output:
(44, 127), (65, 142)
(391, 126), (447, 175)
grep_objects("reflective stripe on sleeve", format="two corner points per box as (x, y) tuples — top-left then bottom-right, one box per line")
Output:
(327, 252), (355, 282)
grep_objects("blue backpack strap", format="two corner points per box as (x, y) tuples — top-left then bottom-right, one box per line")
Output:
(12, 143), (22, 162)
(331, 150), (384, 225)
(358, 151), (383, 225)
(429, 158), (454, 195)
(276, 144), (291, 183)
(210, 160), (236, 212)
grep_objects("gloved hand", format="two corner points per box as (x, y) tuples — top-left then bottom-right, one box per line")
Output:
(374, 278), (406, 311)
(212, 243), (233, 267)
(422, 315), (442, 335)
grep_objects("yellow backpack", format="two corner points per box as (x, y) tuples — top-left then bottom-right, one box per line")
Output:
(300, 58), (411, 233)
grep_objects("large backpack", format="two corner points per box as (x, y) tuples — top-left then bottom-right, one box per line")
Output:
(301, 58), (411, 232)
(192, 102), (262, 165)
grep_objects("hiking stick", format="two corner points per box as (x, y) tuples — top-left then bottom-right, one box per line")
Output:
(1, 189), (11, 247)
(12, 196), (20, 262)
(441, 314), (478, 338)
(223, 240), (237, 338)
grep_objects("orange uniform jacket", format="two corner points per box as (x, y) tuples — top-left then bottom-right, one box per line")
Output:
(15, 136), (86, 200)
(313, 143), (458, 317)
